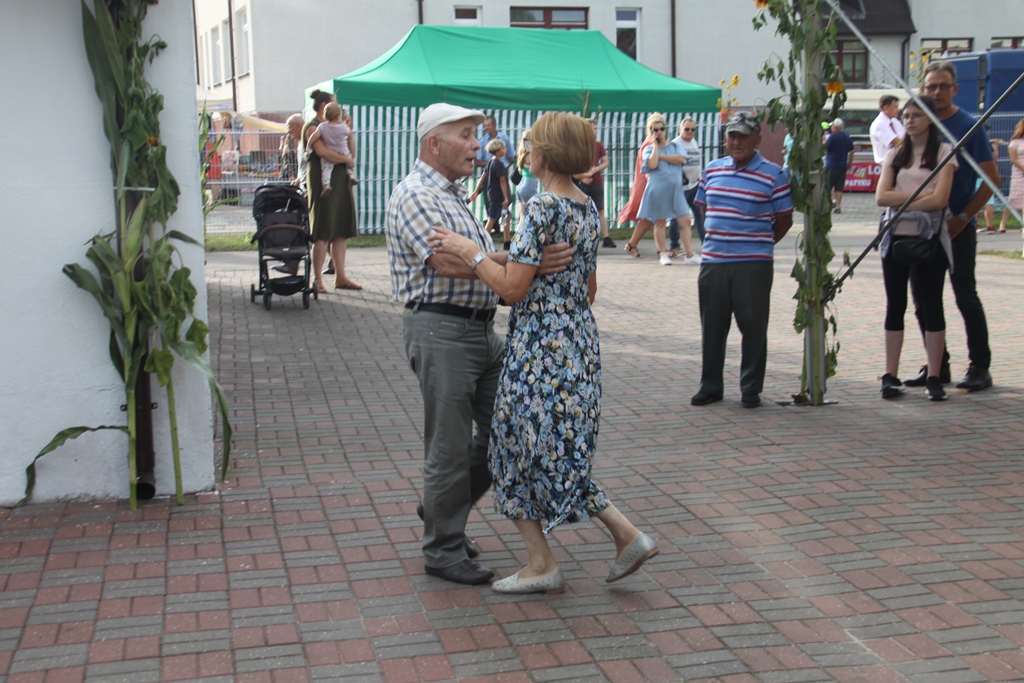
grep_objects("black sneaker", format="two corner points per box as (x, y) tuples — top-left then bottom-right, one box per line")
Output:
(955, 365), (992, 392)
(926, 376), (948, 401)
(602, 236), (617, 248)
(880, 373), (903, 398)
(904, 364), (951, 387)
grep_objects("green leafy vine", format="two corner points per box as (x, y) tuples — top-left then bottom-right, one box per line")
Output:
(753, 0), (850, 404)
(18, 0), (232, 508)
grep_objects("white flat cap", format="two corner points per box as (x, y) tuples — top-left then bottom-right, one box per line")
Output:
(417, 103), (485, 140)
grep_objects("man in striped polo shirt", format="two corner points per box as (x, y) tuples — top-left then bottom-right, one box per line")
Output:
(691, 112), (794, 409)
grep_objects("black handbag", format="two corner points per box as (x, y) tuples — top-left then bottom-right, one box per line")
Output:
(891, 236), (939, 265)
(509, 166), (523, 185)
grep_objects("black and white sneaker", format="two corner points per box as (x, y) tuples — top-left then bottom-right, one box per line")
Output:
(926, 376), (948, 401)
(880, 373), (903, 399)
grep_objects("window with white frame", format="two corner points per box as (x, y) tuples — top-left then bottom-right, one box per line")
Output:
(616, 8), (640, 60)
(211, 28), (222, 84)
(454, 7), (481, 25)
(221, 20), (233, 80)
(234, 8), (249, 76)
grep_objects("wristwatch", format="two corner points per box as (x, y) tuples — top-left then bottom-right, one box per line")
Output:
(958, 212), (971, 223)
(469, 252), (486, 270)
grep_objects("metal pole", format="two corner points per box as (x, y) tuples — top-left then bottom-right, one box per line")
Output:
(226, 0), (237, 114)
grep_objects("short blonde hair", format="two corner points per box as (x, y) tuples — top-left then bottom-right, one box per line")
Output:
(646, 112), (666, 133)
(529, 112), (594, 175)
(324, 102), (342, 121)
(486, 138), (505, 154)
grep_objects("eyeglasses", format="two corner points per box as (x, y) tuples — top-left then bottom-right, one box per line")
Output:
(682, 127), (696, 132)
(651, 126), (666, 132)
(523, 139), (531, 149)
(923, 82), (954, 92)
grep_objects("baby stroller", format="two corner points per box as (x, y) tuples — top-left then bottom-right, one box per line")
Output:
(249, 184), (316, 310)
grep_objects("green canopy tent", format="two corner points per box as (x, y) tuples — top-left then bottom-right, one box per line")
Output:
(307, 26), (721, 232)
(318, 25), (720, 113)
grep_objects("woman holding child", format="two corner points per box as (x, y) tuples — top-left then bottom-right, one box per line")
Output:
(431, 112), (658, 594)
(303, 89), (360, 293)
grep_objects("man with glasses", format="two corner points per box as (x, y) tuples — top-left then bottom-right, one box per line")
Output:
(670, 118), (706, 246)
(903, 61), (999, 392)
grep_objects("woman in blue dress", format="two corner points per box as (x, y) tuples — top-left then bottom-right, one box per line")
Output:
(431, 112), (658, 595)
(637, 113), (695, 266)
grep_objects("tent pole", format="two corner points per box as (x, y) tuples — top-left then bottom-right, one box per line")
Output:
(417, 0), (423, 24)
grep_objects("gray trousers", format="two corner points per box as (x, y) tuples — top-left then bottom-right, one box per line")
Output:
(402, 310), (504, 568)
(697, 262), (774, 396)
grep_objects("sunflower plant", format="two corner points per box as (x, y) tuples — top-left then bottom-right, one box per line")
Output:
(753, 0), (848, 405)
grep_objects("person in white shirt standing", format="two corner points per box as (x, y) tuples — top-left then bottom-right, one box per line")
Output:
(870, 95), (906, 164)
(669, 118), (706, 248)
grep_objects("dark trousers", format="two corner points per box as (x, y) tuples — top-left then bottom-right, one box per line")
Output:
(697, 262), (774, 396)
(912, 224), (990, 370)
(883, 239), (948, 332)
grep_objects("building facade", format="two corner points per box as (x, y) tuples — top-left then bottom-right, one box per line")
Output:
(194, 0), (1022, 117)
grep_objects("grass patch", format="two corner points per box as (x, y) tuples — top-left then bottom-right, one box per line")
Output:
(979, 249), (1024, 260)
(204, 232), (387, 252)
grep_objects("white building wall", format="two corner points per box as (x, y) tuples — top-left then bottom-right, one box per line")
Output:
(0, 0), (214, 505)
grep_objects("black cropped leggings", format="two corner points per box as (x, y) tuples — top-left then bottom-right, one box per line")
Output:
(882, 239), (948, 332)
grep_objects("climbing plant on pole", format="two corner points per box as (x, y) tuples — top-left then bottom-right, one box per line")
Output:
(753, 0), (848, 405)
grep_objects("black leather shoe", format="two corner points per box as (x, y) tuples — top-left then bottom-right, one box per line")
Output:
(416, 503), (479, 558)
(690, 391), (723, 406)
(956, 365), (992, 392)
(741, 393), (761, 408)
(425, 559), (494, 585)
(904, 364), (951, 387)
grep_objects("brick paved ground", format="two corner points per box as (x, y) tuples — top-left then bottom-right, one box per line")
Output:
(2, 194), (1024, 682)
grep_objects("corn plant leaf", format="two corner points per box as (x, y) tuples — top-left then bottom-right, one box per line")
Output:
(145, 348), (175, 387)
(80, 1), (121, 155)
(62, 263), (125, 341)
(167, 230), (200, 246)
(13, 425), (128, 509)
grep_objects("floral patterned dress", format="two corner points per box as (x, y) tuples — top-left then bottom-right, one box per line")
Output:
(490, 192), (610, 532)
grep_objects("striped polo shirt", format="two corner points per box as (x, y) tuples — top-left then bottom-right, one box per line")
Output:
(694, 152), (793, 263)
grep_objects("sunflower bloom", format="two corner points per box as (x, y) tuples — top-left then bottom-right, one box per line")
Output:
(731, 75), (740, 88)
(755, 0), (770, 7)
(826, 81), (844, 94)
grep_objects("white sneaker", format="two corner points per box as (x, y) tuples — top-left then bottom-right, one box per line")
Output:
(659, 252), (673, 266)
(683, 254), (701, 265)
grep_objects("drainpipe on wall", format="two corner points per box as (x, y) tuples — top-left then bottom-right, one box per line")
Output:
(901, 35), (910, 82)
(670, 0), (677, 77)
(227, 0), (238, 113)
(417, 0), (424, 24)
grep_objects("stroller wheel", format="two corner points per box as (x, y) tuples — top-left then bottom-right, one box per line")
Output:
(250, 283), (256, 303)
(263, 291), (272, 310)
(312, 287), (318, 301)
(302, 289), (310, 309)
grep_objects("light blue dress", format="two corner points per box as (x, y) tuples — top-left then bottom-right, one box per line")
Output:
(638, 141), (691, 220)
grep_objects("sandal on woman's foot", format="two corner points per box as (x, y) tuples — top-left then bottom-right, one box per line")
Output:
(623, 243), (642, 258)
(315, 280), (328, 294)
(335, 280), (363, 290)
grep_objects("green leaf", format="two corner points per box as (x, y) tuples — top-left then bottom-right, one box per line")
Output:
(145, 348), (175, 387)
(13, 425), (127, 509)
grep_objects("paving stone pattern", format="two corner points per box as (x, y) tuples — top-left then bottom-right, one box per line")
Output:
(3, 194), (1024, 682)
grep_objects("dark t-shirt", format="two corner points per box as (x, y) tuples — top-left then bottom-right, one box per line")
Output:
(824, 131), (854, 169)
(486, 157), (508, 205)
(940, 108), (994, 214)
(592, 141), (607, 185)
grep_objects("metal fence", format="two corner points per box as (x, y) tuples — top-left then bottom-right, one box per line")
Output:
(204, 108), (723, 234)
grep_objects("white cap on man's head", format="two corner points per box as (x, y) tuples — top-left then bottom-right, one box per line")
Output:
(417, 103), (485, 140)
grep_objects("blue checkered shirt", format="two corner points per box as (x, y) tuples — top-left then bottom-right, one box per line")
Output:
(386, 160), (498, 308)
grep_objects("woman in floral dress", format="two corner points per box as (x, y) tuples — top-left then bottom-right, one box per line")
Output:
(431, 112), (657, 595)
